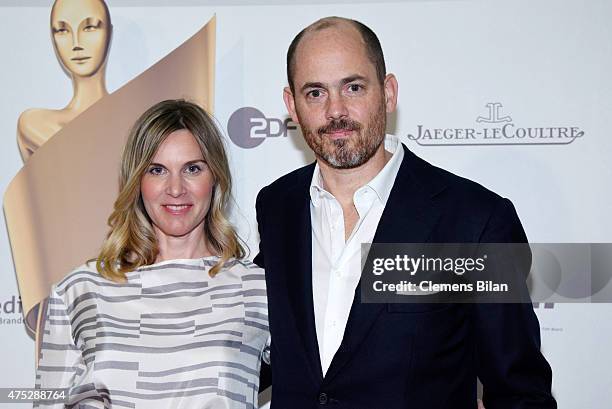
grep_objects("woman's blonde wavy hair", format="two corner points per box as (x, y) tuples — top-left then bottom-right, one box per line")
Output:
(96, 99), (245, 282)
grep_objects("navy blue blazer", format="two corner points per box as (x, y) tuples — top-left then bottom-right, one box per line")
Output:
(255, 145), (556, 409)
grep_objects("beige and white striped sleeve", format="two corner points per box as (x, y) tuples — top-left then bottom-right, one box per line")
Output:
(33, 286), (90, 409)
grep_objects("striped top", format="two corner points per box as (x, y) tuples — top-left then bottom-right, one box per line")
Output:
(34, 257), (269, 409)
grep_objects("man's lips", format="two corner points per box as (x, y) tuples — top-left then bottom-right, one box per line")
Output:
(323, 129), (355, 139)
(162, 204), (192, 215)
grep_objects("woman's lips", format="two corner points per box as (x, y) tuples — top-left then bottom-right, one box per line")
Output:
(162, 204), (192, 215)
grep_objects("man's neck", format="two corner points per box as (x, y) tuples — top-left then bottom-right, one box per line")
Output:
(317, 143), (391, 206)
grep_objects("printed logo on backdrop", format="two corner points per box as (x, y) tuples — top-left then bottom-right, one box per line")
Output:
(227, 107), (297, 148)
(0, 295), (23, 325)
(407, 102), (585, 146)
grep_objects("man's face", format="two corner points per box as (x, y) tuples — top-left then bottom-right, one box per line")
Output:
(284, 23), (396, 169)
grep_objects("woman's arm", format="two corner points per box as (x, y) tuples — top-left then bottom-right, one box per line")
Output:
(33, 286), (88, 409)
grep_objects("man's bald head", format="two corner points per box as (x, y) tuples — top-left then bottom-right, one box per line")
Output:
(286, 17), (386, 93)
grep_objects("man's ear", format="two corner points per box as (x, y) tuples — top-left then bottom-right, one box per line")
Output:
(383, 74), (398, 114)
(283, 86), (299, 124)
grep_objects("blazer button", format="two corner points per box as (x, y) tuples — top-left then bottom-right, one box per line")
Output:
(318, 392), (329, 405)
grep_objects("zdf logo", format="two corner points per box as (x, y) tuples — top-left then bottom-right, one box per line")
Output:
(227, 107), (297, 149)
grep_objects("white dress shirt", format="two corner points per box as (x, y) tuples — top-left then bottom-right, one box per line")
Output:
(309, 134), (404, 375)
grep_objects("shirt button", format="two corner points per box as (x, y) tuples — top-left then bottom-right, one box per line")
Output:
(319, 392), (328, 405)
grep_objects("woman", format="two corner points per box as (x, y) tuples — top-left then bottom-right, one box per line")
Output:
(34, 100), (269, 408)
(18, 0), (112, 161)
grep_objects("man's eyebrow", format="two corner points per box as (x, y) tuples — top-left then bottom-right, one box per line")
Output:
(341, 75), (368, 85)
(300, 82), (326, 93)
(300, 76), (369, 93)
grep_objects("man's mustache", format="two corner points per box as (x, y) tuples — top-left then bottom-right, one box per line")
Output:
(317, 118), (362, 136)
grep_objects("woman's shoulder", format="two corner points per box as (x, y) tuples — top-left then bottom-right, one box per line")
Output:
(219, 258), (266, 291)
(54, 261), (100, 287)
(51, 261), (130, 308)
(223, 258), (264, 278)
(233, 258), (263, 271)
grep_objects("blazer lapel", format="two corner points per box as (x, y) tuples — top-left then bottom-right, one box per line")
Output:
(283, 169), (324, 381)
(324, 145), (446, 382)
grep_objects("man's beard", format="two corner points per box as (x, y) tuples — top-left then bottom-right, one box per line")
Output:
(300, 103), (386, 169)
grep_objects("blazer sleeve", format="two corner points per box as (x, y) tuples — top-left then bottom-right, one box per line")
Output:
(253, 186), (267, 269)
(475, 198), (557, 409)
(33, 286), (90, 408)
(253, 186), (272, 391)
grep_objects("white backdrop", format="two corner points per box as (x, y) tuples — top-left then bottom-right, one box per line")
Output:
(0, 1), (611, 407)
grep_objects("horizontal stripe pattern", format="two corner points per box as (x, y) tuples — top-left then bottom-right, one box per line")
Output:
(34, 258), (268, 409)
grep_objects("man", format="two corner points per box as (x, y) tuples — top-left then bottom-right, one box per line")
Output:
(255, 16), (556, 409)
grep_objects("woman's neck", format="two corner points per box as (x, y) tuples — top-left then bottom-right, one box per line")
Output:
(154, 227), (215, 262)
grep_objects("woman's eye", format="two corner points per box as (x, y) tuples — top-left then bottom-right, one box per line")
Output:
(83, 25), (97, 32)
(185, 164), (202, 174)
(148, 166), (165, 175)
(54, 28), (69, 34)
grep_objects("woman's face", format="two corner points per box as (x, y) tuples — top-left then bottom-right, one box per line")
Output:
(50, 0), (111, 78)
(140, 129), (215, 242)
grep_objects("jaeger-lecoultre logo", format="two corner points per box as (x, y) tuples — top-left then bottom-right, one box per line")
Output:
(408, 103), (584, 146)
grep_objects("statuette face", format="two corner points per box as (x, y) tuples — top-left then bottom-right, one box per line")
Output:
(51, 0), (111, 78)
(17, 0), (112, 161)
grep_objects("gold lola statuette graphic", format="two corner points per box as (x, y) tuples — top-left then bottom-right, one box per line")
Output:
(17, 0), (112, 161)
(6, 0), (215, 363)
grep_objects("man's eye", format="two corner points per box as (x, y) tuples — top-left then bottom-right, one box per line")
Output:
(308, 89), (323, 98)
(348, 84), (362, 92)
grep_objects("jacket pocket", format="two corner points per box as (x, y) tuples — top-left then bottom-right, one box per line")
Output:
(386, 302), (453, 314)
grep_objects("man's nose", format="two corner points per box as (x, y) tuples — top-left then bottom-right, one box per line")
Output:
(326, 92), (349, 120)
